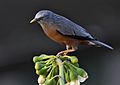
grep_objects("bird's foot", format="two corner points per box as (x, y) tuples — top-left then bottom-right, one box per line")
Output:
(56, 51), (68, 56)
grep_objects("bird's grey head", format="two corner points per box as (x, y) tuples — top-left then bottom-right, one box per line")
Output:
(30, 10), (54, 24)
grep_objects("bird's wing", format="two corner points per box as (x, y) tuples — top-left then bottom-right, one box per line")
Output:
(55, 15), (95, 40)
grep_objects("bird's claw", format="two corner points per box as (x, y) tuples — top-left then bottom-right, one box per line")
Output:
(56, 51), (67, 56)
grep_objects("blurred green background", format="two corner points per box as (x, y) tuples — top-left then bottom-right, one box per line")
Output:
(0, 0), (120, 85)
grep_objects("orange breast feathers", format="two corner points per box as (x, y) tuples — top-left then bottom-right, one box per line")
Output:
(40, 23), (67, 43)
(40, 23), (78, 45)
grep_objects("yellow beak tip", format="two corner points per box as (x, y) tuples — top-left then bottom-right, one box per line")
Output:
(30, 19), (36, 24)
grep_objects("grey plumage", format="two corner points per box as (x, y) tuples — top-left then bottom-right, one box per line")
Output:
(53, 13), (94, 40)
(91, 41), (113, 50)
(54, 15), (95, 40)
(32, 10), (113, 50)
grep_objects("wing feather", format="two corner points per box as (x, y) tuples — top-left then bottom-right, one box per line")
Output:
(54, 14), (95, 40)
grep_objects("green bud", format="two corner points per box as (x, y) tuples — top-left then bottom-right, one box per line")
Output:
(38, 54), (47, 60)
(69, 70), (78, 81)
(36, 67), (48, 76)
(39, 54), (47, 57)
(33, 56), (39, 63)
(64, 56), (78, 63)
(39, 54), (55, 60)
(44, 78), (56, 85)
(78, 75), (88, 82)
(36, 70), (40, 75)
(64, 62), (78, 81)
(73, 63), (79, 67)
(76, 68), (88, 78)
(35, 62), (44, 70)
(70, 56), (78, 63)
(66, 61), (88, 78)
(33, 54), (48, 63)
(65, 70), (70, 83)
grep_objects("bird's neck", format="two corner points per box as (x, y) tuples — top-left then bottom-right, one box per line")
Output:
(38, 20), (54, 27)
(39, 21), (54, 32)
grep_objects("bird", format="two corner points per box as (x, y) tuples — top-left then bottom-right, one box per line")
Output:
(30, 10), (113, 55)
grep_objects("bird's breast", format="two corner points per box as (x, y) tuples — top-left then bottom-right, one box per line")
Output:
(40, 23), (77, 45)
(40, 23), (65, 43)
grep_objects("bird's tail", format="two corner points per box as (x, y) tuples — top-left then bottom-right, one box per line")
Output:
(91, 40), (113, 50)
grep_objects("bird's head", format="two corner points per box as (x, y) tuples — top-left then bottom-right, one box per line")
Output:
(30, 10), (53, 24)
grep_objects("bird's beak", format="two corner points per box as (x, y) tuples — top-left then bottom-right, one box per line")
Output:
(30, 18), (36, 23)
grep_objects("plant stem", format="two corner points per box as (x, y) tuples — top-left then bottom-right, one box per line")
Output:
(56, 58), (65, 85)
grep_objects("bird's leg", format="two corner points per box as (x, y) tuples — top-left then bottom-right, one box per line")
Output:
(57, 45), (70, 56)
(57, 49), (75, 56)
(57, 45), (77, 56)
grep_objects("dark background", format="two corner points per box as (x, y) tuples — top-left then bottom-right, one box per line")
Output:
(0, 0), (120, 85)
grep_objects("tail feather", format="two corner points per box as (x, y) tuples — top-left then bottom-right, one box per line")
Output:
(91, 40), (113, 50)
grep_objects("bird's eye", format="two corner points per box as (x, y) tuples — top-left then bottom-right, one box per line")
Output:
(40, 16), (45, 20)
(37, 16), (44, 21)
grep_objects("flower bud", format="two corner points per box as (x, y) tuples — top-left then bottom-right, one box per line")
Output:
(70, 70), (78, 82)
(35, 62), (44, 70)
(33, 56), (39, 63)
(70, 80), (80, 85)
(70, 81), (75, 85)
(64, 56), (78, 63)
(65, 70), (70, 83)
(76, 67), (88, 78)
(36, 66), (48, 76)
(78, 75), (88, 83)
(44, 78), (56, 85)
(39, 54), (55, 60)
(73, 63), (79, 67)
(65, 82), (70, 85)
(38, 75), (45, 84)
(33, 54), (48, 63)
(70, 56), (78, 63)
(39, 54), (47, 58)
(75, 80), (80, 85)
